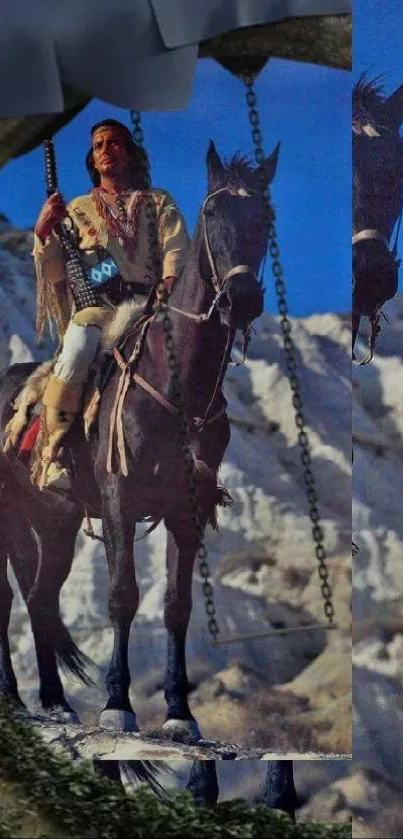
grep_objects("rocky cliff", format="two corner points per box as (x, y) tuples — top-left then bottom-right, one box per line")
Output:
(352, 297), (403, 835)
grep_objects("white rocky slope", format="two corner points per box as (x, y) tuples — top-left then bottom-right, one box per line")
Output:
(353, 296), (403, 794)
(0, 218), (351, 756)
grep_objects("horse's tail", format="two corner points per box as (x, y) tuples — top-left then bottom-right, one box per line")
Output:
(0, 460), (95, 688)
(25, 567), (95, 687)
(6, 548), (96, 688)
(121, 761), (173, 797)
(25, 533), (95, 688)
(38, 607), (95, 688)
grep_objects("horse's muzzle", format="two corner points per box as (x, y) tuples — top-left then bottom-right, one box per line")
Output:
(352, 238), (399, 317)
(217, 271), (264, 329)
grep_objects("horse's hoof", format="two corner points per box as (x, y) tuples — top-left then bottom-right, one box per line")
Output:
(99, 709), (139, 732)
(45, 706), (81, 725)
(162, 719), (202, 743)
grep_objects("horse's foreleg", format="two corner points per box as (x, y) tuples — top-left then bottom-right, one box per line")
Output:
(100, 478), (139, 732)
(185, 760), (219, 807)
(0, 546), (25, 708)
(162, 515), (205, 742)
(260, 761), (297, 823)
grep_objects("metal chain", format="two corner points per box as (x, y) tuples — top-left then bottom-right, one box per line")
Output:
(129, 111), (161, 279)
(129, 111), (220, 643)
(241, 71), (336, 627)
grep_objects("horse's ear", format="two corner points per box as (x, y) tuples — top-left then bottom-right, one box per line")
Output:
(259, 142), (280, 185)
(206, 140), (225, 190)
(385, 86), (403, 127)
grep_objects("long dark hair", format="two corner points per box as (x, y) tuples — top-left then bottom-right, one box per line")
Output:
(86, 119), (150, 188)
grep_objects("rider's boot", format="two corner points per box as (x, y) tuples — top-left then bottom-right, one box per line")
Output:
(38, 375), (83, 492)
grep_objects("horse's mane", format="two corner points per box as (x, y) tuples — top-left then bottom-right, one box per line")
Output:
(353, 75), (385, 117)
(222, 152), (256, 187)
(353, 74), (400, 135)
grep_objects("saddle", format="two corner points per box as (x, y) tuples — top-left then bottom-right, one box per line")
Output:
(8, 290), (158, 476)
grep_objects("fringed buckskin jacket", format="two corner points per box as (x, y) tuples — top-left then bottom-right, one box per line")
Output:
(33, 187), (189, 343)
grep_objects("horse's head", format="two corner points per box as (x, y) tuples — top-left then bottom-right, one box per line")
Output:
(200, 140), (280, 331)
(353, 78), (403, 321)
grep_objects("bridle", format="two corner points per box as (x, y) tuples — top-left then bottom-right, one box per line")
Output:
(352, 171), (403, 365)
(352, 228), (389, 249)
(352, 217), (402, 365)
(200, 185), (265, 314)
(108, 184), (268, 458)
(163, 183), (267, 431)
(181, 184), (265, 427)
(352, 212), (402, 259)
(352, 223), (401, 365)
(166, 184), (266, 330)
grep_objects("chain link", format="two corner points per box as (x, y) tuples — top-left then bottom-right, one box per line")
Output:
(130, 111), (220, 643)
(241, 71), (336, 628)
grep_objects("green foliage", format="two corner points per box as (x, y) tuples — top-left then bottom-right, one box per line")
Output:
(0, 698), (351, 839)
(0, 777), (70, 837)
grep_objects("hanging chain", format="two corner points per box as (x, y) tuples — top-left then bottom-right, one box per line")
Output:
(129, 111), (220, 643)
(241, 71), (336, 628)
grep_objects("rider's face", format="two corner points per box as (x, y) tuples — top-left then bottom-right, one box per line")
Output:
(92, 127), (132, 179)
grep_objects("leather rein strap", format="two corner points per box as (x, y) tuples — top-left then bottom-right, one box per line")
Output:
(107, 185), (261, 475)
(109, 339), (225, 476)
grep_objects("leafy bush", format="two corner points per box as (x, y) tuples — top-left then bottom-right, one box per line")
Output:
(0, 698), (351, 839)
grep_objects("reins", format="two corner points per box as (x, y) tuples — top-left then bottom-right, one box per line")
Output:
(107, 309), (228, 477)
(192, 326), (234, 432)
(106, 181), (262, 474)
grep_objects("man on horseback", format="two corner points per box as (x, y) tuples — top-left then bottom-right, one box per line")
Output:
(25, 119), (189, 491)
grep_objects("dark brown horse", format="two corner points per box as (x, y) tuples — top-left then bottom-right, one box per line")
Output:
(0, 140), (279, 738)
(353, 77), (403, 361)
(92, 140), (278, 738)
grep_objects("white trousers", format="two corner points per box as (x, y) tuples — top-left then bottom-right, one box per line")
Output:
(53, 321), (102, 385)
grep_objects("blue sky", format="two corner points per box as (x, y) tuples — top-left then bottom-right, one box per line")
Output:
(354, 0), (403, 91)
(0, 57), (350, 316)
(354, 0), (403, 283)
